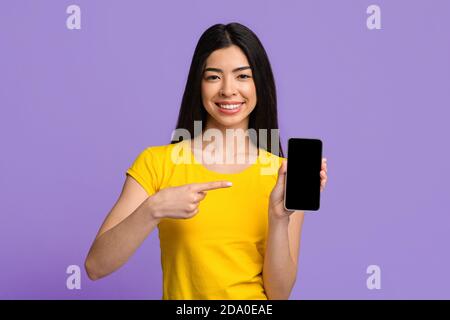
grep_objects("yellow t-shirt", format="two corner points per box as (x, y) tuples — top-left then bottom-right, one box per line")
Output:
(126, 139), (285, 300)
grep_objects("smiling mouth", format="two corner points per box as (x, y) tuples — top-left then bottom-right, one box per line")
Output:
(215, 102), (244, 110)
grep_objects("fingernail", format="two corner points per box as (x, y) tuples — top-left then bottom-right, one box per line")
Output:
(226, 181), (233, 186)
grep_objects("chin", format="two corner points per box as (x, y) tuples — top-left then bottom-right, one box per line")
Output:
(220, 119), (249, 130)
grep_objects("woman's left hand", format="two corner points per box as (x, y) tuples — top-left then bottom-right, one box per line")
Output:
(269, 158), (328, 219)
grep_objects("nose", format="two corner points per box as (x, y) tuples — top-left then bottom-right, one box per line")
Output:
(220, 77), (237, 97)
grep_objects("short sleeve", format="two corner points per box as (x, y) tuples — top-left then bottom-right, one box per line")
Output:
(125, 147), (160, 196)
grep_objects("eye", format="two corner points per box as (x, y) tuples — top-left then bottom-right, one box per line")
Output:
(206, 75), (219, 80)
(239, 74), (251, 79)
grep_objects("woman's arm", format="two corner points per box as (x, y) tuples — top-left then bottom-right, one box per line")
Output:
(85, 176), (161, 280)
(263, 211), (304, 300)
(85, 176), (232, 280)
(264, 157), (326, 299)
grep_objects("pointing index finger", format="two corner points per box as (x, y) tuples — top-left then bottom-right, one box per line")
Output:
(193, 181), (233, 192)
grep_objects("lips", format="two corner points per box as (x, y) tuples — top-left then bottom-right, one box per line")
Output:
(215, 102), (244, 115)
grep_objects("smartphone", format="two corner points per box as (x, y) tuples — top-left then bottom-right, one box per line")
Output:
(284, 138), (323, 211)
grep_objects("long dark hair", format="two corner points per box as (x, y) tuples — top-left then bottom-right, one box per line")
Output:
(171, 22), (284, 157)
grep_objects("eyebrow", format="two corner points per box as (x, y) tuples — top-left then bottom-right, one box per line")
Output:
(203, 66), (252, 73)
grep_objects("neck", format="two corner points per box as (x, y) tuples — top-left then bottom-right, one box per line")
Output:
(193, 118), (258, 161)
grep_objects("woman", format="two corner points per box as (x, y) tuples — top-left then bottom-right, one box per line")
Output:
(85, 22), (328, 300)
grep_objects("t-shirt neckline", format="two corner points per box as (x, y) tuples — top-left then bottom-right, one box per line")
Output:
(186, 141), (263, 177)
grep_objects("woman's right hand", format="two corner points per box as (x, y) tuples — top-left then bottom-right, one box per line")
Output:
(146, 181), (232, 219)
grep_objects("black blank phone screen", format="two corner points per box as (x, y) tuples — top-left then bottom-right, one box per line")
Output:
(284, 138), (322, 211)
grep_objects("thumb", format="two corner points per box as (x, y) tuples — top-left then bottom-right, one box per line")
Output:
(276, 159), (287, 185)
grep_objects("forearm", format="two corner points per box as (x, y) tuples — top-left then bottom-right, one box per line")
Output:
(263, 215), (297, 300)
(85, 197), (160, 280)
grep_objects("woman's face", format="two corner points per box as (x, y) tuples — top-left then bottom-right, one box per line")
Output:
(201, 45), (257, 130)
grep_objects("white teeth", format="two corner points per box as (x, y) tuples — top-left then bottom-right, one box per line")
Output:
(217, 103), (242, 110)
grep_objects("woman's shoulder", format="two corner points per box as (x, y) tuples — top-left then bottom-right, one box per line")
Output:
(143, 141), (197, 170)
(127, 142), (181, 194)
(140, 141), (182, 163)
(257, 147), (286, 176)
(259, 147), (285, 163)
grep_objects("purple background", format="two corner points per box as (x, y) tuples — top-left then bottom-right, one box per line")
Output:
(1, 0), (449, 299)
